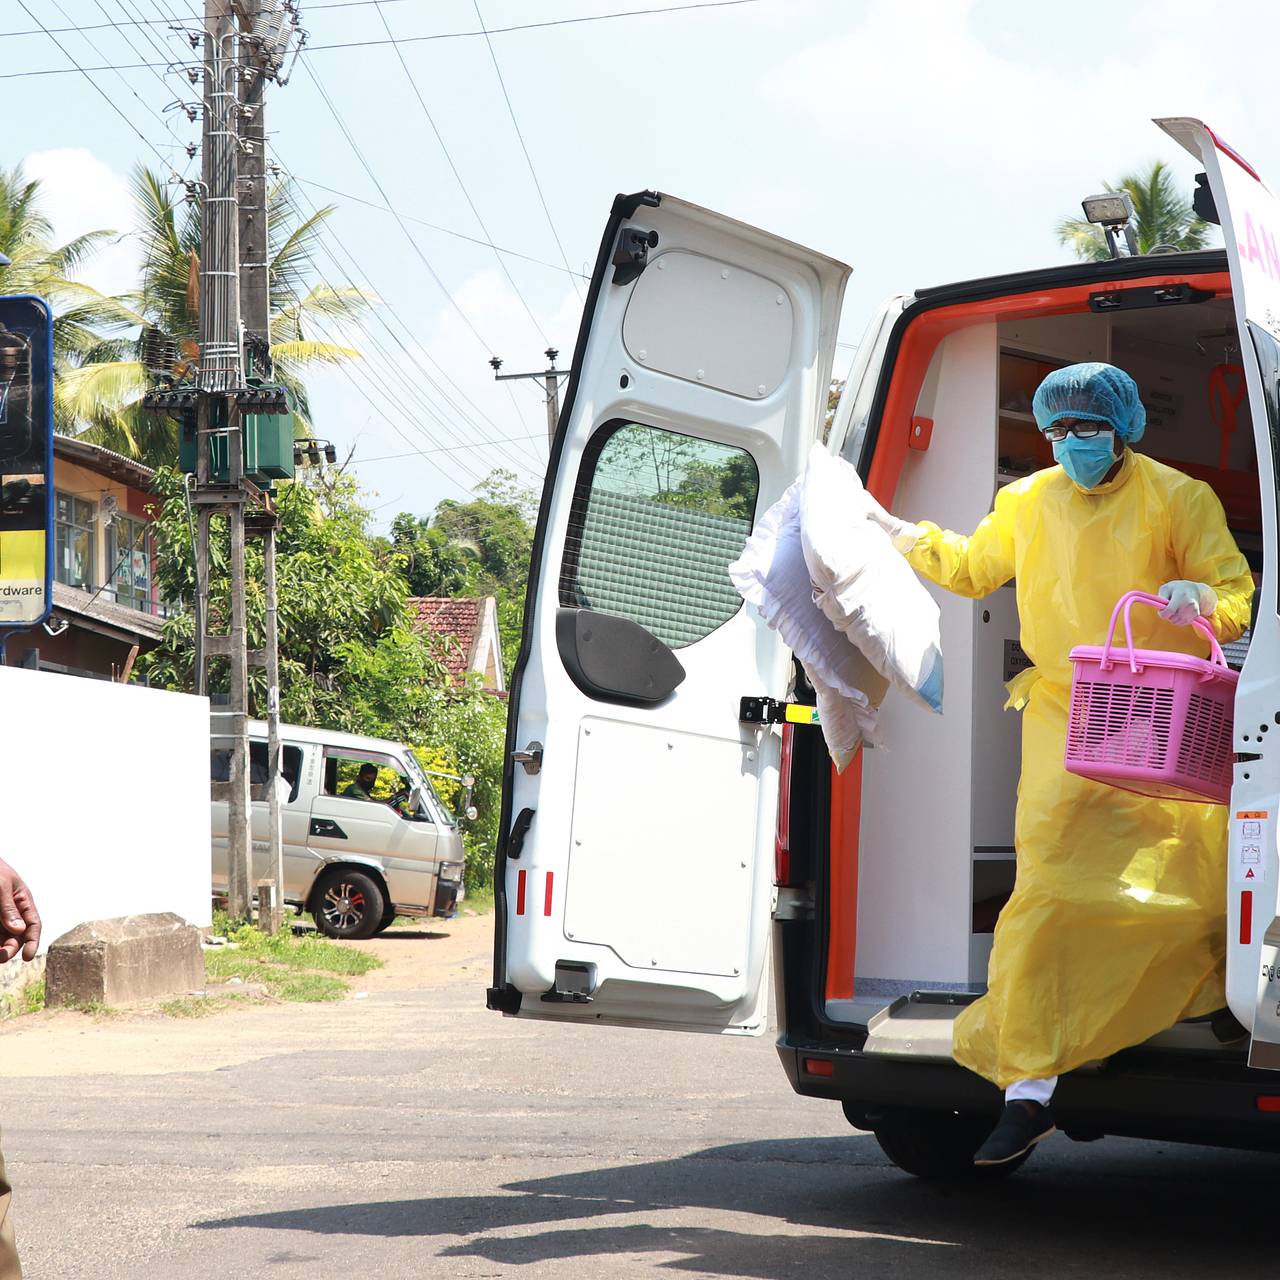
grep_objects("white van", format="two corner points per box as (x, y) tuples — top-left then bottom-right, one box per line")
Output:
(211, 721), (467, 938)
(488, 117), (1280, 1175)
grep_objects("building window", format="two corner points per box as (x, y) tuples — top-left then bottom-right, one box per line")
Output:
(54, 491), (95, 591)
(108, 514), (153, 611)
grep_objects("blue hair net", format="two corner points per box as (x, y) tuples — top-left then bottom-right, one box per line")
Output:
(1031, 362), (1146, 443)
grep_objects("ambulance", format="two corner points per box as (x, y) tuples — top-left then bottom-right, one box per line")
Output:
(487, 118), (1280, 1176)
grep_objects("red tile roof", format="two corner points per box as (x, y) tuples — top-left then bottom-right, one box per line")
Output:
(408, 597), (483, 678)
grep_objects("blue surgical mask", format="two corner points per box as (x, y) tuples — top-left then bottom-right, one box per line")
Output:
(1052, 429), (1118, 489)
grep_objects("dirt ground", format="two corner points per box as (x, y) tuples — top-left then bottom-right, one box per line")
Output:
(0, 911), (494, 1078)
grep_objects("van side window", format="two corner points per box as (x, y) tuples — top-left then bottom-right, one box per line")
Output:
(560, 421), (759, 649)
(323, 748), (424, 820)
(212, 744), (303, 803)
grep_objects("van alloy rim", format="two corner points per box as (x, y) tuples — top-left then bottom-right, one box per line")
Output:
(322, 882), (366, 932)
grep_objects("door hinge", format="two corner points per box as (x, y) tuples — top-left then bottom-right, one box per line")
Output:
(774, 887), (814, 921)
(512, 741), (543, 774)
(541, 961), (597, 1004)
(739, 696), (820, 726)
(612, 226), (659, 286)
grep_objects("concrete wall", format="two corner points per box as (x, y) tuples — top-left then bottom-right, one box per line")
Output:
(0, 666), (211, 953)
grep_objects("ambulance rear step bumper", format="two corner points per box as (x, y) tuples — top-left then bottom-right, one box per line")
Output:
(779, 1038), (1280, 1154)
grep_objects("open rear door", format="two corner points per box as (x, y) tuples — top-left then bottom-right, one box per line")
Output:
(1157, 119), (1280, 1066)
(488, 192), (847, 1034)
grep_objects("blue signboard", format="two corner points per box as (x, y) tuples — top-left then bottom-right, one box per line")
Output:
(0, 296), (53, 629)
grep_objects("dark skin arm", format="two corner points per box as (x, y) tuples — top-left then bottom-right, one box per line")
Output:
(0, 859), (40, 962)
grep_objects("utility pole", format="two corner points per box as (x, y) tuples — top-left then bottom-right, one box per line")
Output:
(140, 0), (302, 928)
(490, 348), (570, 447)
(237, 0), (283, 933)
(198, 0), (252, 922)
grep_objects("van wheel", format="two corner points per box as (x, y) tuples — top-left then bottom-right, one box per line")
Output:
(376, 901), (398, 934)
(312, 869), (385, 940)
(868, 1108), (1031, 1180)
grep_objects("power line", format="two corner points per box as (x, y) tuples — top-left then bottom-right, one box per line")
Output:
(350, 433), (548, 466)
(298, 56), (496, 356)
(0, 2), (762, 76)
(472, 1), (583, 303)
(0, 0), (421, 38)
(13, 0), (171, 164)
(273, 148), (545, 477)
(292, 176), (587, 279)
(285, 64), (547, 475)
(373, 0), (551, 345)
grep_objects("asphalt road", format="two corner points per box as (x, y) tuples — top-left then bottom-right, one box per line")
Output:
(3, 918), (1277, 1279)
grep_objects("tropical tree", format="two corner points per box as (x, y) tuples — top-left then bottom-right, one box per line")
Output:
(1056, 160), (1214, 261)
(57, 165), (368, 465)
(0, 164), (140, 414)
(139, 467), (505, 887)
(391, 470), (538, 680)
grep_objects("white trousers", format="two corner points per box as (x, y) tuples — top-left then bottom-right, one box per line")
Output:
(1005, 1076), (1058, 1106)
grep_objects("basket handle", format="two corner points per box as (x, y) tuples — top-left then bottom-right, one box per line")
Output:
(1100, 590), (1227, 674)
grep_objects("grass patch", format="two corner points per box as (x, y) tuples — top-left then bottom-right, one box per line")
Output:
(53, 996), (117, 1018)
(204, 918), (382, 1005)
(0, 978), (45, 1021)
(462, 884), (493, 915)
(272, 973), (347, 1003)
(158, 995), (227, 1018)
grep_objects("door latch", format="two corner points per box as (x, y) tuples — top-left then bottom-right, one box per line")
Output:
(512, 741), (543, 774)
(612, 226), (659, 286)
(739, 697), (820, 726)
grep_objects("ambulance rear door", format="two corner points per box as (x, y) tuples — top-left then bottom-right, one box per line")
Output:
(488, 192), (848, 1034)
(1158, 117), (1280, 1065)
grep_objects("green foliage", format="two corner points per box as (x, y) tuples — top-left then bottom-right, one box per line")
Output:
(1056, 160), (1215, 261)
(0, 977), (45, 1020)
(389, 467), (538, 684)
(141, 472), (511, 887)
(217, 921), (383, 975)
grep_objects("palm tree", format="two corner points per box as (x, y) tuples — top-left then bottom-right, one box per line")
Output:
(58, 165), (370, 465)
(1056, 160), (1214, 261)
(0, 164), (140, 417)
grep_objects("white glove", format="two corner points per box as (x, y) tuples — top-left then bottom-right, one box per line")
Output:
(1157, 580), (1217, 626)
(864, 494), (922, 554)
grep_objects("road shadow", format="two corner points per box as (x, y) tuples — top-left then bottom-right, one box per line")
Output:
(374, 929), (452, 942)
(194, 1133), (1279, 1277)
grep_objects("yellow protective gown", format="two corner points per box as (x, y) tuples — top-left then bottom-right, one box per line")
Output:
(907, 450), (1254, 1087)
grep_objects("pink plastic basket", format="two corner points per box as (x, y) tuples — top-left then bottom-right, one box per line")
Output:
(1064, 591), (1238, 804)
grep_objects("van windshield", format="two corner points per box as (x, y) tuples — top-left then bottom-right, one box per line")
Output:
(401, 752), (456, 827)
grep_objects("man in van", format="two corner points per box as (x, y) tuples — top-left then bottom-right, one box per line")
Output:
(868, 362), (1254, 1166)
(343, 763), (379, 802)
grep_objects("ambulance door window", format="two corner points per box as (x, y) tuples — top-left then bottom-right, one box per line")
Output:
(559, 421), (759, 649)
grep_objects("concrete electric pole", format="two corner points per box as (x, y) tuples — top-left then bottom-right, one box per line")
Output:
(489, 348), (570, 447)
(197, 0), (253, 921)
(236, 0), (284, 933)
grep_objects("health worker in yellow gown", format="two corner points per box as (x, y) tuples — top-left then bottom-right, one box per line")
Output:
(868, 362), (1253, 1167)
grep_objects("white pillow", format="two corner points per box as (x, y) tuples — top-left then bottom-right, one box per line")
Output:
(798, 444), (944, 714)
(728, 481), (888, 766)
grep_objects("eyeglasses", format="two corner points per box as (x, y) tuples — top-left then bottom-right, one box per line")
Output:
(1042, 420), (1110, 442)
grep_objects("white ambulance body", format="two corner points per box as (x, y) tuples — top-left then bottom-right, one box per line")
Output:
(488, 118), (1280, 1174)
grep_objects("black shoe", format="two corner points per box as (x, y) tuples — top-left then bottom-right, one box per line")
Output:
(973, 1102), (1056, 1166)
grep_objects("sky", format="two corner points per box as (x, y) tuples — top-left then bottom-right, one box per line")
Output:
(9, 0), (1280, 527)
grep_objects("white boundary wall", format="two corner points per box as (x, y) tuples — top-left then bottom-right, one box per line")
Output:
(0, 666), (211, 953)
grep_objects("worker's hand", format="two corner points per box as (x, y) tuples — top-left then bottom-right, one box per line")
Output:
(1157, 580), (1217, 627)
(0, 858), (40, 963)
(864, 494), (922, 554)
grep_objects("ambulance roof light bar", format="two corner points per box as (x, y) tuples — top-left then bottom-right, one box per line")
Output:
(1082, 191), (1139, 259)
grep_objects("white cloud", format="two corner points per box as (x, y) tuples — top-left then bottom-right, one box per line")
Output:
(765, 0), (1271, 180)
(23, 148), (139, 299)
